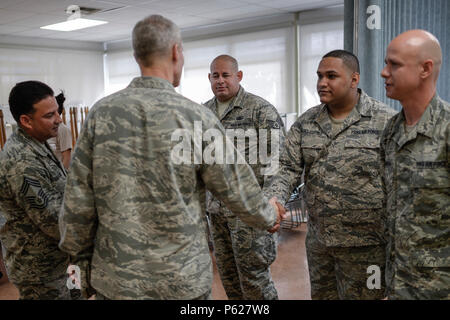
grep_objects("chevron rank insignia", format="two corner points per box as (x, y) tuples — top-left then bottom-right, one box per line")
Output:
(19, 177), (49, 210)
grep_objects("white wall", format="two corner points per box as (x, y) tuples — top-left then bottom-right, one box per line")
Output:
(105, 27), (296, 115)
(0, 44), (105, 127)
(299, 20), (344, 113)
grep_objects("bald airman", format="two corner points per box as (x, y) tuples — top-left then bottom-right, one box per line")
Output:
(380, 29), (449, 300)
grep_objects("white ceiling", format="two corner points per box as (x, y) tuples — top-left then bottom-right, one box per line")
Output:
(0, 0), (342, 43)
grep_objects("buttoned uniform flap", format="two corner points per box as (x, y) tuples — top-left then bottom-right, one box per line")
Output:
(412, 162), (449, 188)
(221, 118), (253, 129)
(300, 142), (323, 150)
(344, 136), (380, 149)
(411, 164), (449, 226)
(300, 141), (326, 166)
(409, 248), (450, 267)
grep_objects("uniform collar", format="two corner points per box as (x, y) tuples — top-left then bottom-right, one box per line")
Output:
(128, 76), (175, 91)
(16, 127), (53, 158)
(314, 89), (369, 137)
(229, 86), (245, 109)
(391, 94), (440, 148)
(214, 86), (245, 120)
(15, 127), (66, 175)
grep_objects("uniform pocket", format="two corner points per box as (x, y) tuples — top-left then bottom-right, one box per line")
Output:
(405, 167), (450, 254)
(412, 168), (449, 225)
(341, 138), (383, 209)
(409, 248), (450, 268)
(300, 144), (322, 165)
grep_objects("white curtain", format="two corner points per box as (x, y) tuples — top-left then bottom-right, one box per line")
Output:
(104, 50), (140, 96)
(104, 21), (344, 117)
(180, 27), (296, 114)
(104, 27), (296, 115)
(0, 46), (104, 133)
(0, 46), (104, 110)
(298, 20), (344, 114)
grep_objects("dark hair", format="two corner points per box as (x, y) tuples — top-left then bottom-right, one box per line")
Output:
(9, 81), (54, 123)
(55, 91), (66, 115)
(322, 50), (360, 73)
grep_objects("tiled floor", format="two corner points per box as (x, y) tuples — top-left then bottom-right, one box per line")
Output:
(212, 224), (310, 300)
(0, 224), (310, 300)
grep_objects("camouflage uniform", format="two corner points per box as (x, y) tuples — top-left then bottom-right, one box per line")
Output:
(265, 90), (396, 299)
(58, 77), (277, 300)
(380, 95), (450, 300)
(204, 86), (285, 300)
(0, 127), (70, 300)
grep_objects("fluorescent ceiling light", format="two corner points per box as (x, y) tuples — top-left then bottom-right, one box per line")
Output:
(41, 18), (108, 32)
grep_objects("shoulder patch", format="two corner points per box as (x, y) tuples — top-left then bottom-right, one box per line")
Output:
(19, 177), (49, 209)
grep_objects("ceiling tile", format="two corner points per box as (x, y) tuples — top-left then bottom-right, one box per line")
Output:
(0, 0), (342, 43)
(11, 28), (60, 37)
(0, 9), (36, 24)
(6, 0), (69, 14)
(0, 25), (32, 34)
(0, 0), (28, 9)
(10, 14), (66, 28)
(195, 5), (281, 21)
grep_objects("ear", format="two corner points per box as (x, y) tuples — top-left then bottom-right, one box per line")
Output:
(350, 72), (360, 89)
(19, 114), (33, 130)
(421, 59), (433, 79)
(237, 70), (243, 82)
(208, 73), (212, 81)
(172, 43), (182, 64)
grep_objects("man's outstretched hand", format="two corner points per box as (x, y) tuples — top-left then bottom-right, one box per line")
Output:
(267, 196), (287, 233)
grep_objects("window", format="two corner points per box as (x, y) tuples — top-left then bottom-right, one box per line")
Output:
(179, 27), (295, 115)
(298, 20), (344, 113)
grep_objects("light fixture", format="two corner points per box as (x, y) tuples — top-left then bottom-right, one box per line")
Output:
(41, 5), (108, 32)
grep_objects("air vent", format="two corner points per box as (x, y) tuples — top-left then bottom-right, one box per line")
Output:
(79, 6), (128, 15)
(79, 7), (103, 15)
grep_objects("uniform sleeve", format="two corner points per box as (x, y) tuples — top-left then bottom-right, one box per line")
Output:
(199, 118), (277, 231)
(379, 125), (393, 297)
(8, 160), (64, 240)
(58, 114), (98, 298)
(254, 104), (286, 181)
(263, 121), (305, 204)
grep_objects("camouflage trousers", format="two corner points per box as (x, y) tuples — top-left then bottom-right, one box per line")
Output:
(16, 275), (72, 300)
(95, 289), (212, 300)
(306, 233), (385, 300)
(389, 265), (450, 300)
(209, 212), (278, 300)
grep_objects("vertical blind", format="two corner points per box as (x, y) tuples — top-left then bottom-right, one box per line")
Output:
(105, 20), (344, 118)
(299, 20), (344, 113)
(179, 27), (296, 114)
(0, 46), (104, 112)
(345, 0), (450, 110)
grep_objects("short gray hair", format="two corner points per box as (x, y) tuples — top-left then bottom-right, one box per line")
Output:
(210, 55), (239, 72)
(132, 15), (181, 67)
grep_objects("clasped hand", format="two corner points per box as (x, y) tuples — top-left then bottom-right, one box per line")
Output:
(267, 197), (287, 233)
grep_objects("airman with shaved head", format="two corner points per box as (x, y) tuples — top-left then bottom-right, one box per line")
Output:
(205, 54), (285, 300)
(380, 30), (449, 300)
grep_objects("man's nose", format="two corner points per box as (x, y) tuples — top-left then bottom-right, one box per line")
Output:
(317, 77), (327, 88)
(381, 66), (389, 78)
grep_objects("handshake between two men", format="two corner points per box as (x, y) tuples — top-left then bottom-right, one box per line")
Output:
(267, 197), (287, 234)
